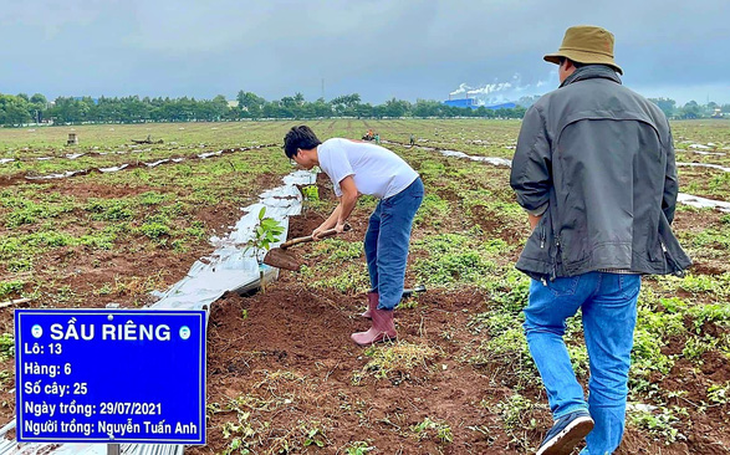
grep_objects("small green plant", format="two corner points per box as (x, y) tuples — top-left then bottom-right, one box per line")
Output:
(0, 370), (11, 389)
(707, 382), (730, 405)
(140, 220), (170, 240)
(139, 191), (166, 206)
(344, 441), (374, 454)
(0, 280), (24, 301)
(0, 333), (14, 361)
(628, 406), (684, 444)
(682, 335), (718, 360)
(303, 427), (326, 448)
(244, 207), (285, 293)
(496, 393), (539, 451)
(411, 417), (453, 444)
(301, 185), (319, 201)
(221, 411), (256, 454)
(361, 342), (438, 384)
(96, 283), (113, 296)
(244, 207), (285, 263)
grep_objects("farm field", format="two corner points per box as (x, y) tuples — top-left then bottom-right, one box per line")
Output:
(0, 119), (729, 454)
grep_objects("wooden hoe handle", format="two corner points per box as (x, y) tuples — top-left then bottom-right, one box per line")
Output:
(280, 224), (351, 249)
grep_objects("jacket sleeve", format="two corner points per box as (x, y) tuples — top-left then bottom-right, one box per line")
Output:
(510, 105), (552, 214)
(662, 127), (679, 224)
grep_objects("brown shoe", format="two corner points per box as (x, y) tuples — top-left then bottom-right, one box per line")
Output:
(360, 292), (378, 319)
(351, 307), (397, 346)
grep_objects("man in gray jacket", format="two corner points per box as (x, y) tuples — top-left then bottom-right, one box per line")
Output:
(510, 25), (690, 455)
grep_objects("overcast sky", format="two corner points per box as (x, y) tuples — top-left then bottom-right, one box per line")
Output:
(1, 0), (728, 105)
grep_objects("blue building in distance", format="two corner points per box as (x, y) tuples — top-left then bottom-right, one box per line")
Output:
(443, 98), (516, 110)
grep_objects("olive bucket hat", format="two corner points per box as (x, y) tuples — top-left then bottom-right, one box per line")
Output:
(544, 25), (623, 75)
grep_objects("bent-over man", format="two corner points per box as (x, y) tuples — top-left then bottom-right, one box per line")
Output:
(284, 125), (424, 346)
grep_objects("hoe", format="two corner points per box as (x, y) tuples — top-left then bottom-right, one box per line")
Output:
(263, 225), (428, 299)
(263, 224), (351, 271)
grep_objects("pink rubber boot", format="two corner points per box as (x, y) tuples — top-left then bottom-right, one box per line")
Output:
(360, 292), (379, 319)
(351, 307), (397, 346)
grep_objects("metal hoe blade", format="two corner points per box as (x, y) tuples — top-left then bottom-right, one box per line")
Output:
(263, 247), (303, 271)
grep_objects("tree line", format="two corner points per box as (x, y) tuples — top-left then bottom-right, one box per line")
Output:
(647, 98), (729, 120)
(0, 91), (725, 126)
(0, 91), (527, 126)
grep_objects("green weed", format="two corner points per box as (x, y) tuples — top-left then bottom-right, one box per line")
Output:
(628, 406), (685, 444)
(0, 280), (23, 300)
(0, 333), (14, 361)
(496, 393), (539, 451)
(411, 417), (453, 444)
(343, 441), (374, 454)
(361, 342), (438, 384)
(300, 185), (319, 201)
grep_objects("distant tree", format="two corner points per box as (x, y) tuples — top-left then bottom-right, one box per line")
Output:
(475, 106), (489, 118)
(383, 98), (410, 118)
(513, 105), (527, 118)
(355, 103), (373, 118)
(30, 93), (47, 105)
(47, 97), (90, 123)
(312, 98), (333, 118)
(412, 99), (443, 117)
(331, 93), (362, 116)
(0, 94), (32, 125)
(29, 93), (47, 122)
(680, 100), (701, 119)
(704, 101), (720, 117)
(236, 91), (266, 118)
(649, 97), (677, 119)
(210, 95), (230, 120)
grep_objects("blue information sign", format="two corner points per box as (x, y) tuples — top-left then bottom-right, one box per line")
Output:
(14, 309), (206, 444)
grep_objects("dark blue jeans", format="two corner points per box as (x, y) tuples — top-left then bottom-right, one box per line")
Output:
(364, 177), (424, 310)
(523, 272), (641, 455)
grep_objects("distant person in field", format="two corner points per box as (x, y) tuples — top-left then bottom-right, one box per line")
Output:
(510, 25), (690, 455)
(409, 134), (415, 146)
(283, 125), (423, 345)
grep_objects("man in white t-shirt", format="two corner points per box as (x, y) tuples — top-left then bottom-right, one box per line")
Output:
(283, 125), (424, 345)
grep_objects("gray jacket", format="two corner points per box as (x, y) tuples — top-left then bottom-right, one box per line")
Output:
(510, 65), (691, 280)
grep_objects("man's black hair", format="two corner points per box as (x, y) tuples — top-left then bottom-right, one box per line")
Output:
(283, 125), (322, 159)
(559, 57), (586, 69)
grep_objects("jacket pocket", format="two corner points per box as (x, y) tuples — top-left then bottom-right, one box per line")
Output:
(515, 210), (554, 279)
(658, 212), (691, 276)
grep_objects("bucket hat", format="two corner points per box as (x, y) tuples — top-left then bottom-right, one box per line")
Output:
(544, 25), (623, 75)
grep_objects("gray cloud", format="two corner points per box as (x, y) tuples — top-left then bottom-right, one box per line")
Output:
(1, 0), (728, 104)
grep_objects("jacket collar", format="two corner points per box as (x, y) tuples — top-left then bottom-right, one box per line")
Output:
(560, 65), (622, 88)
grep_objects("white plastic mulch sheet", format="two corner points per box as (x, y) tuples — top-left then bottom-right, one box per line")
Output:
(25, 170), (89, 180)
(149, 169), (317, 312)
(677, 162), (730, 173)
(678, 193), (730, 213)
(439, 150), (512, 167)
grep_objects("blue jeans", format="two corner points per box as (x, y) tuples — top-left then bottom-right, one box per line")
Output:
(523, 272), (641, 455)
(364, 177), (424, 310)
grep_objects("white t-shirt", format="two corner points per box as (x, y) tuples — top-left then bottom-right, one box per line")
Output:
(317, 138), (419, 199)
